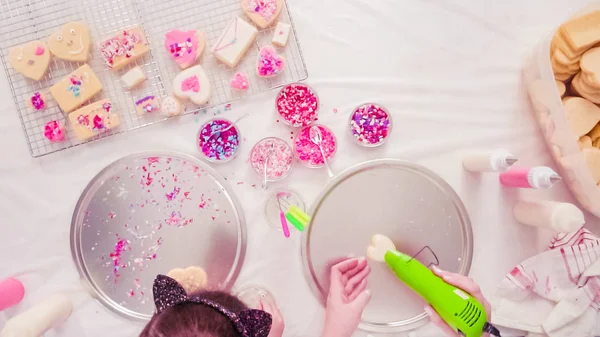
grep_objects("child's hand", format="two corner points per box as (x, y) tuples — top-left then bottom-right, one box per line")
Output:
(321, 257), (371, 337)
(425, 267), (491, 337)
(259, 297), (284, 337)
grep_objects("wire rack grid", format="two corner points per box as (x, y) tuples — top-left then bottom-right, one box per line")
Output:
(0, 0), (308, 157)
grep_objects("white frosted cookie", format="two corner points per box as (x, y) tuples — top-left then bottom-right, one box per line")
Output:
(367, 234), (396, 262)
(167, 266), (208, 295)
(211, 17), (258, 68)
(161, 96), (182, 117)
(99, 26), (150, 70)
(172, 65), (211, 105)
(68, 99), (120, 141)
(9, 41), (51, 81)
(272, 22), (291, 47)
(165, 30), (205, 69)
(135, 95), (161, 116)
(121, 66), (147, 89)
(563, 97), (600, 137)
(240, 0), (283, 29)
(50, 64), (103, 113)
(48, 22), (91, 62)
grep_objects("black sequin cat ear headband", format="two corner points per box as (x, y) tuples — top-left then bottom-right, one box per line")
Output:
(153, 275), (272, 337)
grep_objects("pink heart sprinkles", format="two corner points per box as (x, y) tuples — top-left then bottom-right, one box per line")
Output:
(257, 45), (285, 78)
(230, 72), (249, 91)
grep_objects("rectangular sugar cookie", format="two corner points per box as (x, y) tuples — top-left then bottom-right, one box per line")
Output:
(121, 66), (147, 89)
(50, 64), (103, 113)
(211, 17), (258, 68)
(99, 26), (150, 70)
(68, 99), (120, 141)
(272, 22), (291, 47)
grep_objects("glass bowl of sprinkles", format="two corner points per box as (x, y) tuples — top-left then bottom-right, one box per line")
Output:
(275, 83), (320, 127)
(294, 125), (337, 168)
(349, 103), (392, 147)
(250, 137), (294, 182)
(197, 118), (241, 163)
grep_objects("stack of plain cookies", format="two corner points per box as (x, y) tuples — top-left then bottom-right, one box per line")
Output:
(550, 10), (600, 186)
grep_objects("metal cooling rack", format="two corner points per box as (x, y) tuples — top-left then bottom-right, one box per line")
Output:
(0, 0), (308, 157)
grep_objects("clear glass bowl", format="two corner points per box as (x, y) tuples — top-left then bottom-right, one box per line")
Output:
(197, 118), (241, 163)
(293, 124), (338, 168)
(348, 103), (393, 147)
(250, 137), (294, 183)
(275, 83), (320, 127)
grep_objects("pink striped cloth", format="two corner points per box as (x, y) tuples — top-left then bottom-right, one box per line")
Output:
(492, 228), (600, 337)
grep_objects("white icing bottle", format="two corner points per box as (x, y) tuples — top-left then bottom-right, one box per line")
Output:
(513, 200), (585, 232)
(0, 294), (73, 337)
(462, 150), (518, 172)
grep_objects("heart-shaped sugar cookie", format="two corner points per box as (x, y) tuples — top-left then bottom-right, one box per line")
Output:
(9, 41), (51, 81)
(241, 0), (284, 29)
(164, 30), (205, 69)
(367, 234), (396, 262)
(167, 266), (208, 295)
(257, 45), (285, 78)
(48, 22), (91, 62)
(173, 65), (211, 105)
(231, 72), (249, 90)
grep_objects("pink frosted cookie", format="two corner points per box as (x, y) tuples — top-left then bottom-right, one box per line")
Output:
(230, 72), (249, 91)
(44, 120), (65, 142)
(27, 91), (46, 111)
(257, 45), (285, 78)
(164, 30), (205, 69)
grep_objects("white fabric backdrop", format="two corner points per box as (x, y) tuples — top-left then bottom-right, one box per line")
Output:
(1, 0), (599, 336)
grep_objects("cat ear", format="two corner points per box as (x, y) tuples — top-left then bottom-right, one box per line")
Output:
(238, 309), (273, 337)
(153, 275), (188, 313)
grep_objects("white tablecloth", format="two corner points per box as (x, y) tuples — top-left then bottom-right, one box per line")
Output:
(2, 1), (599, 336)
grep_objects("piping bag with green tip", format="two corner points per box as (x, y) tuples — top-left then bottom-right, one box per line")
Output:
(370, 236), (501, 337)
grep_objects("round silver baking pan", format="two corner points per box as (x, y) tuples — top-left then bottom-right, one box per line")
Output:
(302, 159), (473, 333)
(71, 151), (247, 320)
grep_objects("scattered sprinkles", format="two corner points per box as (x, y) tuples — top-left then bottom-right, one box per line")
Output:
(44, 120), (65, 142)
(110, 238), (130, 280)
(250, 137), (293, 181)
(246, 0), (278, 21)
(350, 103), (392, 146)
(197, 119), (240, 162)
(294, 125), (337, 167)
(276, 84), (319, 127)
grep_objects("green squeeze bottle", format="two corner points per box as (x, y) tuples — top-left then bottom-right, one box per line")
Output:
(384, 250), (501, 337)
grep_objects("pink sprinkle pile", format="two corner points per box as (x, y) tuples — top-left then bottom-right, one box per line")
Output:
(350, 104), (392, 146)
(250, 137), (293, 181)
(276, 84), (319, 127)
(44, 120), (65, 142)
(294, 125), (337, 167)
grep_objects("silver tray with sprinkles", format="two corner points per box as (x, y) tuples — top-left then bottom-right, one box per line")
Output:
(70, 151), (247, 320)
(302, 159), (473, 333)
